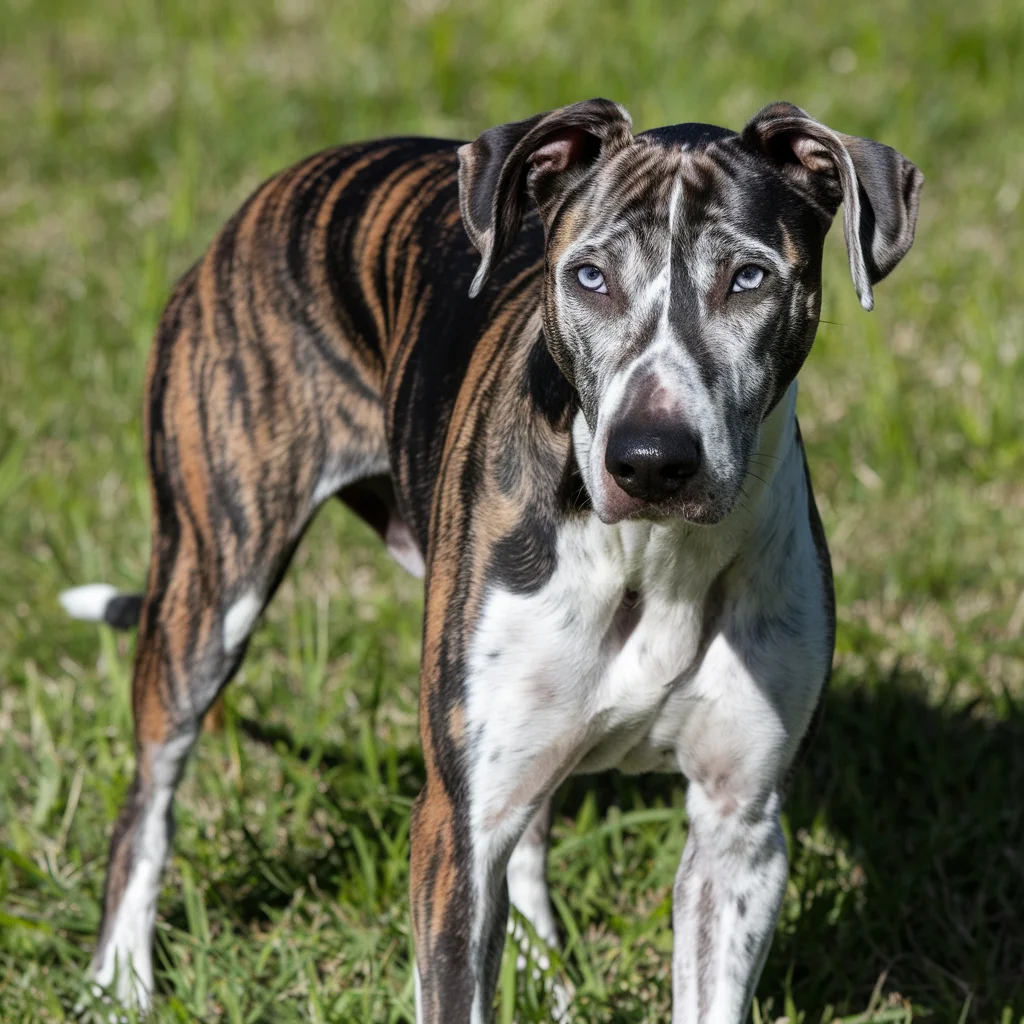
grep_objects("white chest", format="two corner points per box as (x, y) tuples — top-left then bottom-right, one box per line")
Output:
(467, 514), (739, 775)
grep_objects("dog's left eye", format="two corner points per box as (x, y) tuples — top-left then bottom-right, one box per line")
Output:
(577, 266), (608, 294)
(731, 265), (765, 293)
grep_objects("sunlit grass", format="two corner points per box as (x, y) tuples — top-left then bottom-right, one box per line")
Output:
(2, 0), (1022, 1020)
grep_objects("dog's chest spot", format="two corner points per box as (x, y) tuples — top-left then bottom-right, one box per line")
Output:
(603, 587), (643, 650)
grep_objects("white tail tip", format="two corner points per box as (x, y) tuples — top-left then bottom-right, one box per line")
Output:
(59, 583), (119, 621)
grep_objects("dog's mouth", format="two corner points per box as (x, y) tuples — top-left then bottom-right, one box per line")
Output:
(594, 465), (732, 527)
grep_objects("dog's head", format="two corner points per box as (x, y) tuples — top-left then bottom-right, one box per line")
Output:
(458, 99), (922, 524)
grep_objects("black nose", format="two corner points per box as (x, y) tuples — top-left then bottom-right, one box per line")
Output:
(604, 421), (701, 502)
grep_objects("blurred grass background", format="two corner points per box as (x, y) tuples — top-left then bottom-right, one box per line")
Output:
(1, 0), (1022, 1020)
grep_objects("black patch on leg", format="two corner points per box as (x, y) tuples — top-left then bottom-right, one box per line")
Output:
(426, 931), (475, 1020)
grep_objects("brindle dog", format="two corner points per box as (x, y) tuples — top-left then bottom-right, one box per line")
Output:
(62, 99), (922, 1022)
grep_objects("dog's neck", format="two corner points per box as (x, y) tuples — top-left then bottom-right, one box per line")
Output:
(743, 380), (799, 508)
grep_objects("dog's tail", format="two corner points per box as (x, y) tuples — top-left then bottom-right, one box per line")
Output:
(59, 584), (143, 630)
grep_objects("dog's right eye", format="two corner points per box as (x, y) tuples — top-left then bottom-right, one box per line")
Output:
(577, 266), (608, 294)
(730, 264), (766, 293)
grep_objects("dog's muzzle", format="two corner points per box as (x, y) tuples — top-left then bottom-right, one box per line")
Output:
(604, 420), (702, 503)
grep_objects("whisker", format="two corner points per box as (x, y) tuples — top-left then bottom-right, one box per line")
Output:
(748, 460), (782, 478)
(734, 499), (756, 523)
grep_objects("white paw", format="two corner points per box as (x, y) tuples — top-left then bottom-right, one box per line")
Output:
(549, 976), (573, 1022)
(76, 951), (152, 1022)
(507, 916), (574, 1021)
(73, 982), (132, 1024)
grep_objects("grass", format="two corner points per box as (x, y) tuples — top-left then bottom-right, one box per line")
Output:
(1, 0), (1023, 1020)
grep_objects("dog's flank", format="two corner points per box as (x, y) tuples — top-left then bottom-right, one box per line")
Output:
(64, 98), (920, 1022)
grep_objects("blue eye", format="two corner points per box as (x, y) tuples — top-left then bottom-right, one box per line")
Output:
(577, 266), (608, 294)
(731, 265), (765, 293)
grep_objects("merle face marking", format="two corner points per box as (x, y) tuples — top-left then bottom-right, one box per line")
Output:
(542, 135), (830, 526)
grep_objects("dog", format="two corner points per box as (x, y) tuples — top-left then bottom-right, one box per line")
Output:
(61, 98), (921, 1022)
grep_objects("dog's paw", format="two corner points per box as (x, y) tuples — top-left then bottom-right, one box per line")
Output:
(72, 984), (131, 1024)
(73, 971), (149, 1024)
(507, 915), (574, 1021)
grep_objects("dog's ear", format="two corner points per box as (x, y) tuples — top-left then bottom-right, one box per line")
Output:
(742, 102), (923, 311)
(458, 99), (633, 297)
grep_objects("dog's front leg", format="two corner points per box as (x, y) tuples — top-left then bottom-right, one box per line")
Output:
(667, 608), (829, 1022)
(410, 776), (511, 1024)
(671, 783), (788, 1024)
(410, 555), (581, 1023)
(410, 740), (561, 1024)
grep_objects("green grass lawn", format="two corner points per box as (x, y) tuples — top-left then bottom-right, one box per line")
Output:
(2, 0), (1023, 1020)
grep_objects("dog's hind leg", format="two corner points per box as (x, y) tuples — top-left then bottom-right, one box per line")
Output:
(84, 532), (267, 1011)
(506, 796), (557, 950)
(506, 796), (572, 1020)
(85, 261), (390, 1013)
(86, 455), (383, 1012)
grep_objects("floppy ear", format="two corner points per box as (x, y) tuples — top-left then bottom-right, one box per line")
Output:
(742, 102), (923, 311)
(458, 98), (633, 297)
